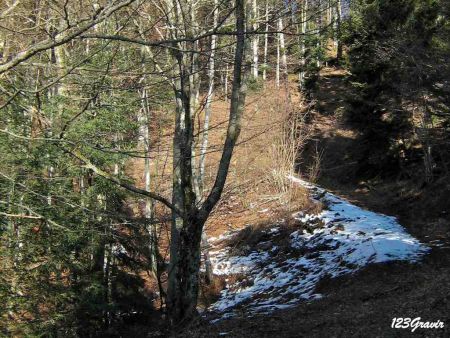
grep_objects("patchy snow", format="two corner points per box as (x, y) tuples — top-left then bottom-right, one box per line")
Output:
(207, 177), (429, 320)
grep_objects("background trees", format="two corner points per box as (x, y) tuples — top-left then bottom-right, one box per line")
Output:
(343, 0), (450, 180)
(1, 0), (293, 333)
(1, 0), (448, 335)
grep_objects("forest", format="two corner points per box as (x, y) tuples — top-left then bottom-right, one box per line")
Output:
(0, 0), (449, 336)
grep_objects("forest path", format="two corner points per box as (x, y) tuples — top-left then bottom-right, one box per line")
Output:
(301, 67), (450, 252)
(191, 68), (450, 338)
(205, 176), (428, 322)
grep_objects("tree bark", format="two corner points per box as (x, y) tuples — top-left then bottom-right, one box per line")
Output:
(276, 34), (280, 87)
(198, 0), (219, 284)
(299, 0), (308, 90)
(166, 0), (198, 325)
(336, 0), (343, 61)
(278, 18), (288, 84)
(198, 0), (219, 196)
(166, 0), (248, 325)
(224, 63), (229, 101)
(251, 0), (259, 79)
(262, 0), (269, 82)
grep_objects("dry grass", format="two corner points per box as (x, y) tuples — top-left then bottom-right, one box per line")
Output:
(198, 274), (227, 309)
(123, 80), (318, 310)
(126, 78), (317, 237)
(188, 81), (317, 237)
(166, 65), (450, 338)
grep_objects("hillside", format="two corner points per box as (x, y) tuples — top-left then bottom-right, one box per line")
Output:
(1, 0), (449, 336)
(170, 69), (450, 338)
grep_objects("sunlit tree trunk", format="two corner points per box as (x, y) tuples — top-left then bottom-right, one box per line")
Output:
(199, 0), (218, 199)
(138, 85), (159, 275)
(299, 0), (308, 90)
(224, 63), (229, 101)
(251, 0), (259, 78)
(276, 34), (280, 87)
(262, 0), (269, 81)
(197, 0), (219, 284)
(278, 17), (288, 84)
(166, 0), (248, 324)
(316, 0), (322, 68)
(190, 2), (202, 200)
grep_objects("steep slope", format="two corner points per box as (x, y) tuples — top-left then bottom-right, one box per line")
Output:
(206, 177), (429, 321)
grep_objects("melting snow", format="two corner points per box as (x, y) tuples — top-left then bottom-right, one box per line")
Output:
(207, 177), (429, 320)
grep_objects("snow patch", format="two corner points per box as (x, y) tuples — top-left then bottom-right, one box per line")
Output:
(207, 177), (429, 320)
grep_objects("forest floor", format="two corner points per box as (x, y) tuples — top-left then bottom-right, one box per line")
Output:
(123, 69), (450, 337)
(170, 68), (450, 337)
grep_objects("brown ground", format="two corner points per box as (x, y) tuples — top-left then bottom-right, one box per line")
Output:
(120, 69), (449, 337)
(120, 80), (312, 316)
(127, 79), (310, 238)
(168, 69), (450, 338)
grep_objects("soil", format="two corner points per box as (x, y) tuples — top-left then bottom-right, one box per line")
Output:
(171, 68), (450, 338)
(119, 69), (450, 338)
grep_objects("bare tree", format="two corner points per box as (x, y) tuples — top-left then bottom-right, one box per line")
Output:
(251, 0), (260, 78)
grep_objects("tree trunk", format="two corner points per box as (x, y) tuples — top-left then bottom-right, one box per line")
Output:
(190, 2), (202, 200)
(197, 0), (219, 284)
(276, 35), (280, 88)
(198, 0), (218, 197)
(166, 0), (198, 321)
(138, 86), (159, 274)
(316, 0), (322, 68)
(336, 0), (343, 61)
(224, 63), (229, 101)
(262, 0), (269, 82)
(166, 0), (248, 324)
(251, 0), (259, 79)
(299, 0), (308, 90)
(167, 54), (193, 324)
(167, 217), (204, 324)
(278, 18), (288, 84)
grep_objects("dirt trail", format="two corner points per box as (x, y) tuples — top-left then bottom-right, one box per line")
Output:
(175, 69), (450, 338)
(302, 68), (450, 249)
(121, 71), (449, 338)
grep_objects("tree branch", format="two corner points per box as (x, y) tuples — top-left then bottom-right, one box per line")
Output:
(199, 0), (248, 221)
(69, 148), (181, 215)
(0, 0), (136, 74)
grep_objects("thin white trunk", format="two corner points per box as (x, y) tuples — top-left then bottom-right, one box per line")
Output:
(278, 18), (287, 86)
(276, 35), (280, 88)
(103, 240), (114, 326)
(224, 63), (229, 101)
(139, 86), (158, 273)
(113, 133), (120, 176)
(198, 0), (218, 196)
(197, 0), (219, 284)
(299, 0), (308, 89)
(316, 0), (322, 68)
(251, 0), (259, 78)
(262, 0), (269, 81)
(335, 0), (342, 59)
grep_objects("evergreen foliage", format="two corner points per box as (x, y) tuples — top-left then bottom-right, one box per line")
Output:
(342, 0), (450, 178)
